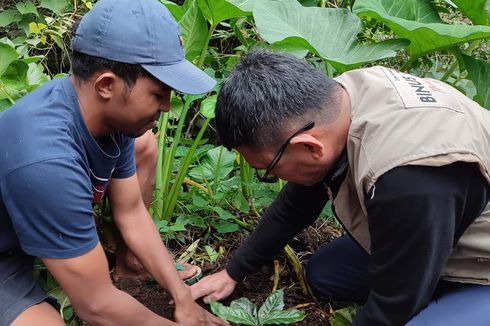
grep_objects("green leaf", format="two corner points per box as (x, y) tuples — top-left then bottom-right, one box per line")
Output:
(0, 43), (19, 76)
(192, 194), (209, 208)
(198, 0), (247, 26)
(213, 220), (241, 233)
(462, 54), (490, 109)
(16, 1), (39, 16)
(210, 299), (258, 325)
(39, 0), (69, 14)
(188, 145), (235, 180)
(233, 190), (249, 213)
(452, 0), (490, 25)
(0, 9), (23, 27)
(204, 245), (220, 263)
(27, 63), (49, 87)
(160, 0), (188, 20)
(261, 309), (305, 324)
(199, 94), (217, 118)
(329, 306), (358, 326)
(253, 0), (408, 72)
(211, 206), (235, 220)
(258, 289), (285, 322)
(1, 61), (30, 100)
(0, 99), (12, 112)
(353, 0), (490, 59)
(226, 0), (255, 13)
(179, 0), (209, 61)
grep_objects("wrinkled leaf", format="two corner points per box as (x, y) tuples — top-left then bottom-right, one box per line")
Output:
(39, 0), (69, 14)
(452, 0), (490, 25)
(210, 299), (258, 325)
(0, 43), (19, 76)
(254, 0), (407, 72)
(179, 0), (209, 61)
(0, 9), (23, 27)
(199, 94), (217, 119)
(260, 309), (305, 324)
(462, 54), (490, 109)
(17, 1), (39, 16)
(188, 145), (235, 180)
(198, 0), (247, 26)
(258, 289), (285, 322)
(353, 0), (490, 59)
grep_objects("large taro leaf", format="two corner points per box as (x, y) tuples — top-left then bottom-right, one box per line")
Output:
(210, 298), (258, 325)
(198, 0), (248, 26)
(258, 289), (285, 322)
(188, 145), (235, 181)
(253, 0), (408, 72)
(353, 0), (490, 59)
(226, 0), (255, 13)
(178, 0), (209, 61)
(462, 54), (490, 109)
(452, 0), (490, 26)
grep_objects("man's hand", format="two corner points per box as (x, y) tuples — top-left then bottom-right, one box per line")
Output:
(190, 270), (237, 303)
(174, 299), (229, 326)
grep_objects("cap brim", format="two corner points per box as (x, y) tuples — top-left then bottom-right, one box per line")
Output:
(142, 60), (216, 95)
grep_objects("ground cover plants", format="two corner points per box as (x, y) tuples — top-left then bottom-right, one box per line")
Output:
(1, 0), (489, 324)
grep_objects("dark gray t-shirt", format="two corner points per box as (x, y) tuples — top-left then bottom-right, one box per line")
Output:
(0, 77), (135, 258)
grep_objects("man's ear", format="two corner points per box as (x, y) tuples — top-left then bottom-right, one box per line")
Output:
(93, 72), (117, 100)
(290, 134), (324, 159)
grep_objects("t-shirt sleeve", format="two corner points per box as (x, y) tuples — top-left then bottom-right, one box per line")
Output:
(1, 158), (99, 258)
(112, 136), (136, 179)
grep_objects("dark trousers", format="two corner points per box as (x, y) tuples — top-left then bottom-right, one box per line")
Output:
(305, 235), (370, 304)
(304, 235), (490, 325)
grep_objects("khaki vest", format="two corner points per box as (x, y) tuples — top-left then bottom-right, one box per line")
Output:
(333, 66), (490, 284)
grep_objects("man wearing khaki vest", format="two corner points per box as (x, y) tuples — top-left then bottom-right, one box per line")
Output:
(191, 49), (490, 325)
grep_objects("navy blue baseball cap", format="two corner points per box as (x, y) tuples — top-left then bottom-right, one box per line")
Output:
(72, 0), (216, 94)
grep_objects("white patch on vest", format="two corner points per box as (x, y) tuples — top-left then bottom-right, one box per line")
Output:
(382, 67), (459, 111)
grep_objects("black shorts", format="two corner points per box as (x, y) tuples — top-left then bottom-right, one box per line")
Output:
(0, 251), (58, 326)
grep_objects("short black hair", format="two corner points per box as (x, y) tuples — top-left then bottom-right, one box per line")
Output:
(216, 48), (342, 151)
(70, 20), (152, 87)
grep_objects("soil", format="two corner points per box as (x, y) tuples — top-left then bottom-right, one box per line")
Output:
(109, 220), (341, 325)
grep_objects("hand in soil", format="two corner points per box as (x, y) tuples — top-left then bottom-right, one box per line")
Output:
(174, 301), (229, 326)
(190, 269), (237, 304)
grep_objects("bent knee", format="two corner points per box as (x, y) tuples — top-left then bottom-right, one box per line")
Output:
(135, 131), (158, 166)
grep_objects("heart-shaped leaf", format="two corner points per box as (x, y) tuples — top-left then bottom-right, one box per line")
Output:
(353, 0), (490, 59)
(253, 0), (408, 72)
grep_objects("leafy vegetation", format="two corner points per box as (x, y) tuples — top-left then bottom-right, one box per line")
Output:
(210, 289), (305, 325)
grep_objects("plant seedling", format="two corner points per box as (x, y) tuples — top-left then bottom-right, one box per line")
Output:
(210, 289), (305, 325)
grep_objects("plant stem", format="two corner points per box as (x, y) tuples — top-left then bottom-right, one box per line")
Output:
(198, 24), (216, 68)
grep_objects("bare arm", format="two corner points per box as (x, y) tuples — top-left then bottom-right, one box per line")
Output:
(108, 175), (227, 326)
(42, 243), (175, 326)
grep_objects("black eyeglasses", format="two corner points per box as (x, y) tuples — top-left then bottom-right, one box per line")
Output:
(256, 121), (315, 183)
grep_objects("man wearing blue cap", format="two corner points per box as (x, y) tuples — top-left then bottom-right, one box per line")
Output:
(0, 0), (227, 325)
